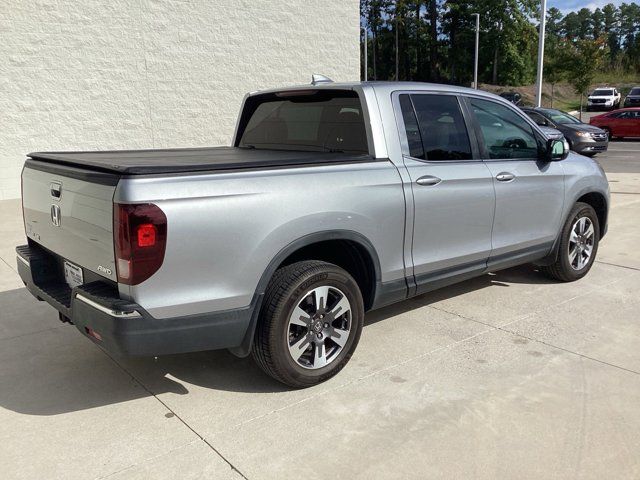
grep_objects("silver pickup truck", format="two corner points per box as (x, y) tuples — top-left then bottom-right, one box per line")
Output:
(17, 80), (609, 387)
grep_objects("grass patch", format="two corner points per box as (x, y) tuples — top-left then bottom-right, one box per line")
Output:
(555, 99), (582, 111)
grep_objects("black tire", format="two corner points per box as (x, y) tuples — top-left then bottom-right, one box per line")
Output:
(602, 127), (612, 140)
(541, 202), (600, 282)
(252, 260), (364, 388)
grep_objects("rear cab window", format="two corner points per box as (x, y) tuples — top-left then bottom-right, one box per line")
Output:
(236, 90), (369, 154)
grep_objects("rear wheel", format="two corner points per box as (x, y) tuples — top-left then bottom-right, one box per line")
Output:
(541, 202), (600, 282)
(252, 260), (364, 388)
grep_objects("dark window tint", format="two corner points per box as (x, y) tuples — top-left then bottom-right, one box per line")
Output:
(609, 111), (631, 118)
(470, 98), (540, 159)
(399, 94), (424, 159)
(238, 91), (368, 153)
(399, 94), (472, 161)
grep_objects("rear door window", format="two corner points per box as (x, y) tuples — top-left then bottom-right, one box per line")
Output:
(398, 94), (473, 161)
(238, 91), (368, 154)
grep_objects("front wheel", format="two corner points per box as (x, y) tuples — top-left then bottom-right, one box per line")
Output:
(541, 202), (600, 282)
(252, 260), (364, 388)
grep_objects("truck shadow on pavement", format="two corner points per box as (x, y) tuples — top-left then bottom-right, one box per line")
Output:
(0, 265), (553, 416)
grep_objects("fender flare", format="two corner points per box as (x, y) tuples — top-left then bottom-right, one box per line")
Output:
(535, 188), (609, 266)
(229, 230), (382, 358)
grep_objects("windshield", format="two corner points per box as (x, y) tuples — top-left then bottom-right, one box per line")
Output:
(629, 88), (640, 96)
(237, 90), (369, 154)
(539, 109), (581, 125)
(592, 89), (613, 96)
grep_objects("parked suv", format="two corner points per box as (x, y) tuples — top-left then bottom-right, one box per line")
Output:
(521, 107), (608, 156)
(623, 87), (640, 108)
(17, 81), (609, 387)
(587, 87), (621, 111)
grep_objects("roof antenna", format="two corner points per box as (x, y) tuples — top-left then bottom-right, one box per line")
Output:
(311, 74), (334, 85)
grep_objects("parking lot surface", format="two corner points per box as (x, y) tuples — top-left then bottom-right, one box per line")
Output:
(1, 142), (640, 479)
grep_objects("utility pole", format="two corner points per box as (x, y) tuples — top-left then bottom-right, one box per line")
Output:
(363, 26), (368, 81)
(473, 13), (480, 89)
(535, 0), (547, 107)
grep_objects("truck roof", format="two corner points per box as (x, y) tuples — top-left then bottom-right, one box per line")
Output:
(249, 80), (496, 99)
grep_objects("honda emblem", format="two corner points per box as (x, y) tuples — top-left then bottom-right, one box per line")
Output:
(51, 204), (61, 227)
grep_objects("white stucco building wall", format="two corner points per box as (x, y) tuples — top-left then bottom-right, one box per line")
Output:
(0, 0), (361, 200)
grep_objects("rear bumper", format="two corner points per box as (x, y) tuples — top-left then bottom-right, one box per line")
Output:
(16, 244), (252, 356)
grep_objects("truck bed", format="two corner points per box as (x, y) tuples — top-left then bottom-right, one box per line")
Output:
(27, 147), (373, 175)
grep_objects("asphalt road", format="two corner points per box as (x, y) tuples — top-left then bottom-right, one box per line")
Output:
(565, 110), (640, 174)
(595, 140), (640, 174)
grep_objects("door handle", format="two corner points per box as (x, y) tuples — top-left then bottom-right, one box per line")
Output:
(496, 172), (515, 182)
(416, 175), (442, 186)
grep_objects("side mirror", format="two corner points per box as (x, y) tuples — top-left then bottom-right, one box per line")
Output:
(546, 138), (569, 161)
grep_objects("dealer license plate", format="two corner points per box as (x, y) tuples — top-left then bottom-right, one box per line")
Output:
(63, 260), (84, 288)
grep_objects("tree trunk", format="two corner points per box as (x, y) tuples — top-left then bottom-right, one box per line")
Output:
(415, 2), (421, 80)
(429, 0), (438, 81)
(551, 83), (554, 108)
(579, 92), (583, 121)
(492, 42), (499, 84)
(395, 16), (399, 80)
(450, 26), (457, 83)
(492, 23), (502, 85)
(372, 25), (377, 80)
(404, 12), (411, 80)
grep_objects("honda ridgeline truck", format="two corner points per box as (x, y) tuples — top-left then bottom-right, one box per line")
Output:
(17, 79), (609, 387)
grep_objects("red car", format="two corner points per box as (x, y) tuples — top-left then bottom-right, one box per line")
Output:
(589, 107), (640, 139)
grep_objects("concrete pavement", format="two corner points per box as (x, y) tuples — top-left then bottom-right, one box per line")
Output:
(1, 143), (640, 479)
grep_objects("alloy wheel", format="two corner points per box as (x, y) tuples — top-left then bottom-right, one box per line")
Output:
(286, 286), (351, 369)
(568, 216), (595, 270)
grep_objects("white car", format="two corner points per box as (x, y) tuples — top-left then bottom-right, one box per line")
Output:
(587, 87), (621, 111)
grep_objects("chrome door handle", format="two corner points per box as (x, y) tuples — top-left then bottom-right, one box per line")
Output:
(416, 175), (442, 186)
(496, 172), (515, 182)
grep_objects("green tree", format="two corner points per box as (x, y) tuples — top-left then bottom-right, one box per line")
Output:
(565, 38), (608, 120)
(602, 3), (620, 65)
(360, 1), (639, 87)
(619, 2), (640, 72)
(544, 10), (567, 107)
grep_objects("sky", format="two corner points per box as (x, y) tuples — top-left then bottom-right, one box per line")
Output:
(547, 0), (628, 14)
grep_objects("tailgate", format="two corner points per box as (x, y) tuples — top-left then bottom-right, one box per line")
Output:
(22, 162), (118, 282)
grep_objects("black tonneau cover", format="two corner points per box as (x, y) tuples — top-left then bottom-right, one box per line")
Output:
(27, 147), (374, 175)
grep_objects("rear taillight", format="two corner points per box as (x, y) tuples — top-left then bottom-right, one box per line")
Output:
(114, 203), (167, 285)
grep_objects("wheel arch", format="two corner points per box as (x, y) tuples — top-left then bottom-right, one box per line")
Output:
(229, 230), (382, 357)
(576, 191), (608, 239)
(535, 189), (609, 267)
